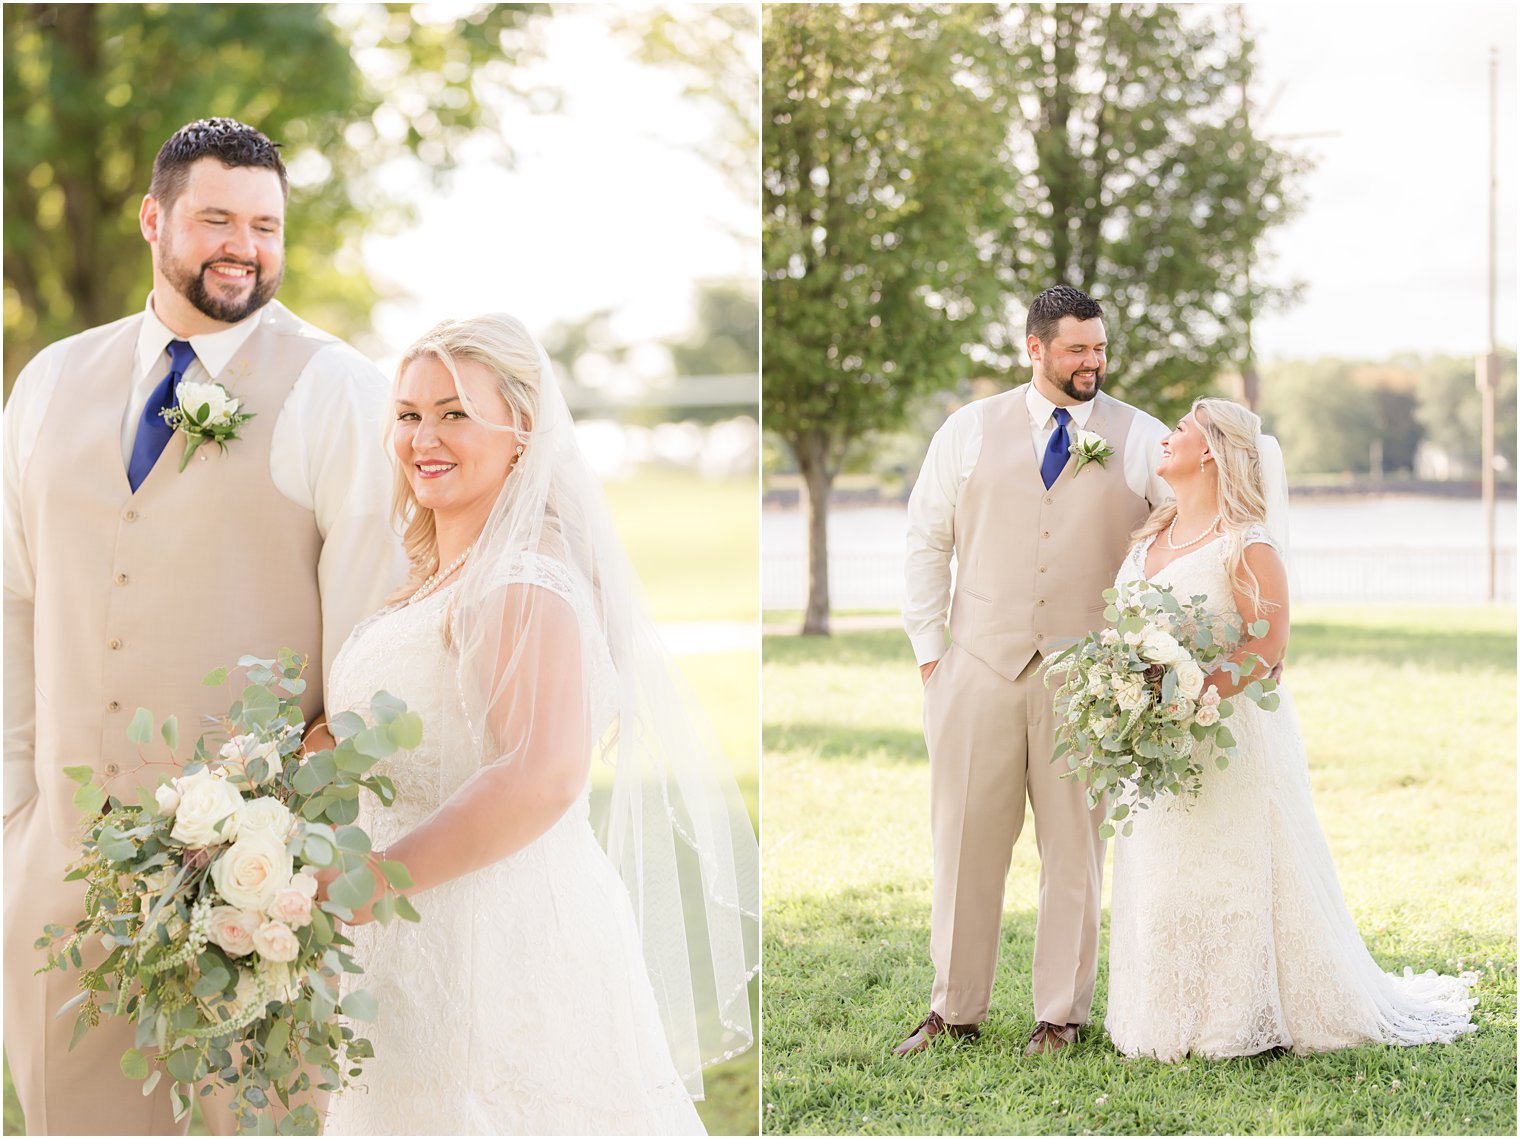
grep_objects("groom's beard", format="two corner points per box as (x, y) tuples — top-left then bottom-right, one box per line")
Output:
(1051, 363), (1104, 402)
(160, 238), (282, 325)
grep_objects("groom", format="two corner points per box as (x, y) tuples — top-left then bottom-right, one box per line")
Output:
(2, 118), (403, 1133)
(897, 285), (1170, 1056)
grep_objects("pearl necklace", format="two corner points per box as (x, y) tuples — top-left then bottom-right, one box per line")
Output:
(1165, 513), (1221, 550)
(409, 545), (473, 604)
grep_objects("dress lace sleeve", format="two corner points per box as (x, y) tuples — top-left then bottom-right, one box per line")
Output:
(1242, 523), (1279, 553)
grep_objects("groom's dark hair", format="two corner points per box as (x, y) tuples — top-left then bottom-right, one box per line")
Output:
(1026, 285), (1104, 345)
(149, 118), (288, 213)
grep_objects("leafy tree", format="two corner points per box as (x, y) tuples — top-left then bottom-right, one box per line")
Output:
(3, 2), (542, 392)
(1258, 359), (1385, 477)
(764, 3), (1016, 634)
(991, 3), (1307, 422)
(1413, 351), (1518, 474)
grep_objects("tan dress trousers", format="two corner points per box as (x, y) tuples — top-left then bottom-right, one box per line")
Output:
(923, 645), (1106, 1027)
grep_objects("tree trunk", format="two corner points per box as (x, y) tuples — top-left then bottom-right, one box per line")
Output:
(792, 431), (833, 636)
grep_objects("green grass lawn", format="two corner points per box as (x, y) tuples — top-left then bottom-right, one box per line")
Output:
(762, 606), (1516, 1136)
(5, 469), (760, 1136)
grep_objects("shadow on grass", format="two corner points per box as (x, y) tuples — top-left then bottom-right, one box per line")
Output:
(763, 723), (926, 766)
(763, 630), (911, 669)
(1289, 616), (1516, 672)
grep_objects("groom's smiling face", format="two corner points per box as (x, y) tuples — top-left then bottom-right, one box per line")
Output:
(1031, 316), (1107, 404)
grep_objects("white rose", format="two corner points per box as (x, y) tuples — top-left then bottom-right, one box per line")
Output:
(1200, 686), (1222, 708)
(1174, 660), (1206, 701)
(269, 887), (314, 929)
(211, 831), (293, 913)
(1115, 678), (1148, 712)
(251, 920), (301, 964)
(178, 381), (238, 425)
(1074, 429), (1107, 451)
(170, 769), (244, 847)
(288, 870), (318, 899)
(154, 782), (181, 816)
(1195, 704), (1221, 727)
(207, 906), (262, 957)
(1140, 628), (1189, 665)
(234, 797), (295, 845)
(220, 734), (281, 783)
(1099, 628), (1119, 646)
(1085, 672), (1108, 695)
(261, 962), (305, 1003)
(1123, 629), (1144, 646)
(1090, 715), (1116, 739)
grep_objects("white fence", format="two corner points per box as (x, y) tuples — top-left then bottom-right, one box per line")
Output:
(762, 547), (1517, 610)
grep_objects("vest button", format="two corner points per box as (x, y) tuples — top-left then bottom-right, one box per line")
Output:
(108, 638), (123, 650)
(115, 573), (129, 586)
(1042, 531), (1050, 539)
(106, 700), (120, 712)
(123, 510), (138, 523)
(104, 763), (120, 776)
(1038, 599), (1046, 606)
(1040, 566), (1047, 573)
(1044, 497), (1053, 505)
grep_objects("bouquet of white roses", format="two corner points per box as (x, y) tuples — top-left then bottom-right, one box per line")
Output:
(37, 650), (422, 1134)
(1043, 580), (1280, 838)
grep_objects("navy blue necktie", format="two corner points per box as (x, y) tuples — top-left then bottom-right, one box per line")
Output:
(1040, 406), (1072, 489)
(128, 340), (196, 492)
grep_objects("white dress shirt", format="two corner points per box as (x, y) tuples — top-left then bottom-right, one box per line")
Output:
(4, 297), (406, 813)
(903, 384), (1172, 666)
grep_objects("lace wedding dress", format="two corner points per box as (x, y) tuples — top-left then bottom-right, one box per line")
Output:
(322, 555), (705, 1135)
(1104, 526), (1477, 1062)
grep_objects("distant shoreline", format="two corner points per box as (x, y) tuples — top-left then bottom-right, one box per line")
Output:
(761, 478), (1518, 510)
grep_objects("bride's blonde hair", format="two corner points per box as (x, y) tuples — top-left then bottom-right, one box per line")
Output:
(387, 314), (542, 603)
(1130, 396), (1279, 615)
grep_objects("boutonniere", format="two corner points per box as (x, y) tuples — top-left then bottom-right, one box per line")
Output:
(1069, 429), (1114, 475)
(161, 382), (256, 470)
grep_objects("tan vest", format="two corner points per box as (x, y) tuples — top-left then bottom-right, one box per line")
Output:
(20, 303), (328, 844)
(948, 385), (1152, 680)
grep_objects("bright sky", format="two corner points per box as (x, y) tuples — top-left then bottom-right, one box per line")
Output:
(1248, 2), (1518, 360)
(362, 5), (756, 377)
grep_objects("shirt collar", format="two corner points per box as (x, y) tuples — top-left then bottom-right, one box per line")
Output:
(1026, 381), (1097, 430)
(134, 292), (268, 380)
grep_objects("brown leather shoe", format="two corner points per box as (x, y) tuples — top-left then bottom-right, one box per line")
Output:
(892, 1010), (981, 1055)
(1024, 1020), (1078, 1056)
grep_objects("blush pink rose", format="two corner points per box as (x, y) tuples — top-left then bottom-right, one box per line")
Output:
(207, 906), (261, 958)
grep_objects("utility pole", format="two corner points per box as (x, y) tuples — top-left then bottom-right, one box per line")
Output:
(1477, 45), (1499, 602)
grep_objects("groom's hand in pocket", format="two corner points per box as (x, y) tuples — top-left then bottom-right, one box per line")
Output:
(920, 660), (939, 685)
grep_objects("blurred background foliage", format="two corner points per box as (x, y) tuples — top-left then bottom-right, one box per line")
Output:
(2, 2), (545, 392)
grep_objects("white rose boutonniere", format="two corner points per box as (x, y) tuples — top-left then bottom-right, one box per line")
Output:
(162, 381), (255, 471)
(1069, 429), (1114, 476)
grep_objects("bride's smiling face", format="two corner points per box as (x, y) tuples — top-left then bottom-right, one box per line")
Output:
(393, 355), (524, 524)
(1157, 412), (1213, 482)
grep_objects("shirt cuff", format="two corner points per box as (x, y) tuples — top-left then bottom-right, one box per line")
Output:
(908, 628), (949, 667)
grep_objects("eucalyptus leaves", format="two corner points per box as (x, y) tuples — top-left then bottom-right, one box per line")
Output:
(1044, 580), (1280, 838)
(36, 650), (423, 1134)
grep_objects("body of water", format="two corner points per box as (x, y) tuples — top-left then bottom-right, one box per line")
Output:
(762, 496), (1517, 608)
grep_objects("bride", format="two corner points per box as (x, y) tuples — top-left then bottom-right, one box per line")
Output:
(316, 313), (757, 1134)
(1104, 397), (1476, 1062)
